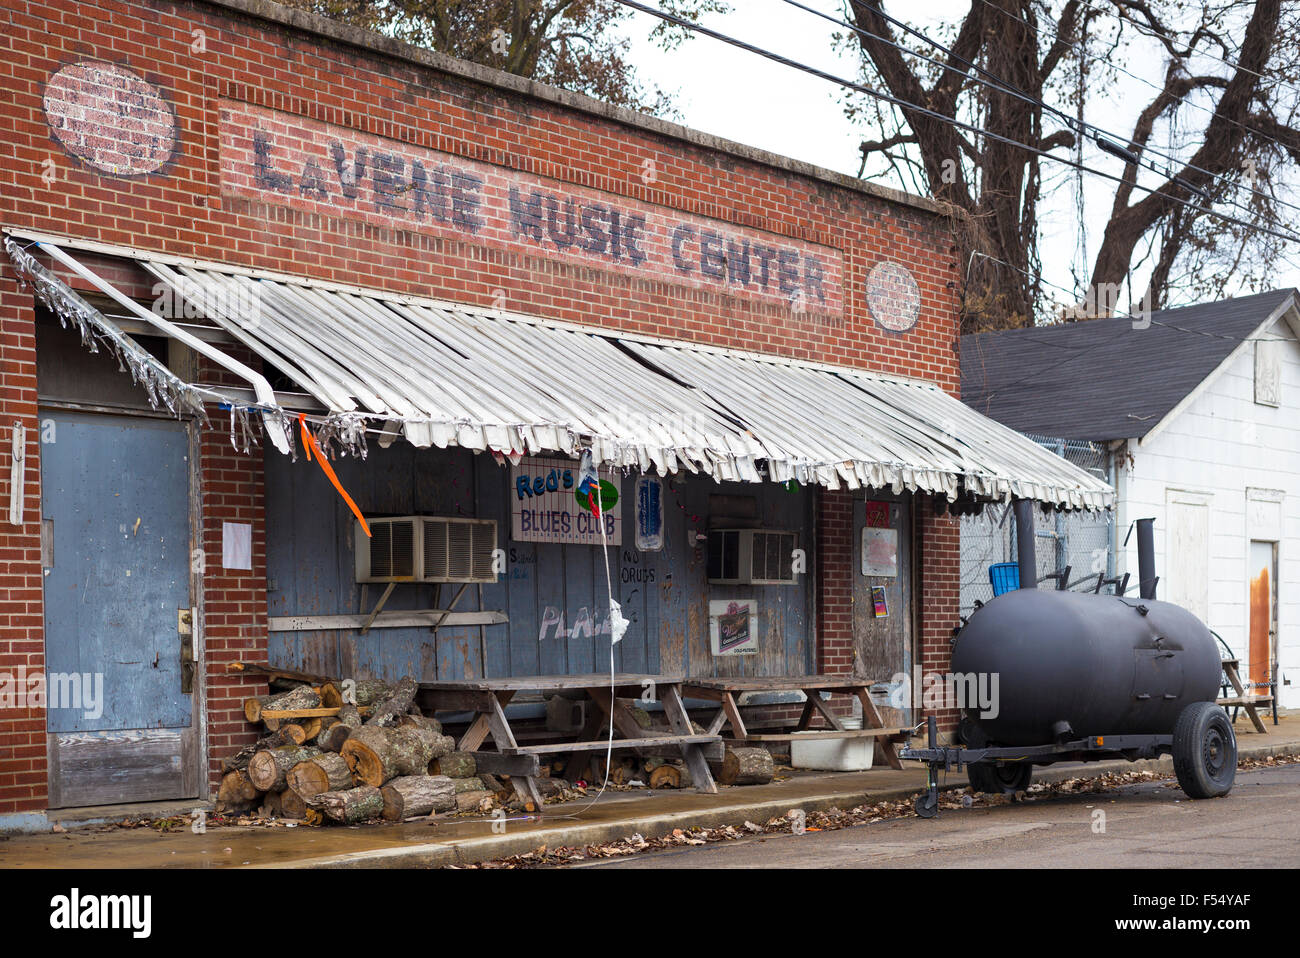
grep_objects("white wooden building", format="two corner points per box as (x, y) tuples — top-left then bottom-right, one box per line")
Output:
(963, 289), (1300, 710)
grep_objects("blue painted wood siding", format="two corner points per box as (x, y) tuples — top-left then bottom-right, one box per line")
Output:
(264, 445), (813, 682)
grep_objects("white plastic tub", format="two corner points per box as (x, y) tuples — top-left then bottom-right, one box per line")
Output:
(789, 717), (874, 771)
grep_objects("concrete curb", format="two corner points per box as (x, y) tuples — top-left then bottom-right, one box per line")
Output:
(267, 737), (1300, 869)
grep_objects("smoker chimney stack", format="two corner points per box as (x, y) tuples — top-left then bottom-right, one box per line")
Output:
(1013, 498), (1037, 590)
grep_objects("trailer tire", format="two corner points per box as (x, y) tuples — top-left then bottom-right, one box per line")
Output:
(967, 761), (1032, 795)
(1172, 701), (1236, 799)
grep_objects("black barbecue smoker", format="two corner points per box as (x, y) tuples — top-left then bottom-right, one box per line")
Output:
(904, 503), (1236, 818)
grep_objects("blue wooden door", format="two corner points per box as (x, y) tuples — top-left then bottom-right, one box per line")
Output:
(41, 411), (195, 806)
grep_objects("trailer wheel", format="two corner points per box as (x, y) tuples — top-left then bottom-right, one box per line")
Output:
(914, 791), (939, 818)
(967, 761), (1032, 795)
(1172, 701), (1236, 799)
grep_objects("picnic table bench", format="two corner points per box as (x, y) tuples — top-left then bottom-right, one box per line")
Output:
(680, 674), (906, 769)
(1217, 658), (1276, 734)
(416, 673), (721, 810)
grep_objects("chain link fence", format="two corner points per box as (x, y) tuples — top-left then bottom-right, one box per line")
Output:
(960, 435), (1115, 615)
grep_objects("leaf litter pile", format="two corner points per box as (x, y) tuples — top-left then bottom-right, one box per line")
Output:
(455, 751), (1300, 869)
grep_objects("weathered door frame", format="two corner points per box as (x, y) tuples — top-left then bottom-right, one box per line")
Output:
(850, 489), (915, 727)
(1245, 487), (1285, 694)
(38, 399), (207, 807)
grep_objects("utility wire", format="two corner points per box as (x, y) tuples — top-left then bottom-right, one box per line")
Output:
(1073, 0), (1282, 90)
(969, 0), (1297, 166)
(817, 0), (1300, 222)
(610, 0), (1300, 247)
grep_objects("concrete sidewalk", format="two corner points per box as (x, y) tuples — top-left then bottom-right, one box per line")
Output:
(3, 713), (1295, 869)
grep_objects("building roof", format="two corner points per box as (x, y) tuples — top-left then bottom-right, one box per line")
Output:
(5, 229), (1113, 509)
(961, 289), (1300, 441)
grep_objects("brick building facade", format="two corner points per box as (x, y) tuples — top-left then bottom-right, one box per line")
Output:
(0, 0), (1099, 823)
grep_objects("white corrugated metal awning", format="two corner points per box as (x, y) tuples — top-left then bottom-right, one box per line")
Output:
(4, 232), (1112, 509)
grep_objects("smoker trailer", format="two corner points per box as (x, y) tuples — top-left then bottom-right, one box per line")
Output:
(904, 507), (1237, 818)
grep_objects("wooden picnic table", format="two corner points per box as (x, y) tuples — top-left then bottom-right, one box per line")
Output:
(416, 673), (722, 810)
(1217, 658), (1276, 734)
(681, 674), (905, 770)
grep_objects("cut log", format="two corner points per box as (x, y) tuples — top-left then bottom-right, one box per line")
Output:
(217, 770), (260, 808)
(319, 682), (344, 709)
(342, 726), (452, 787)
(259, 685), (321, 719)
(221, 728), (300, 772)
(433, 751), (476, 779)
(365, 677), (418, 727)
(455, 789), (496, 813)
(450, 776), (489, 794)
(278, 786), (310, 820)
(247, 746), (323, 792)
(351, 679), (391, 708)
(257, 685), (321, 732)
(719, 747), (774, 786)
(398, 713), (443, 734)
(286, 752), (353, 799)
(648, 764), (692, 789)
(310, 785), (384, 824)
(277, 723), (308, 746)
(259, 791), (282, 817)
(298, 717), (322, 741)
(381, 775), (457, 820)
(318, 704), (362, 752)
(537, 777), (567, 797)
(244, 695), (272, 724)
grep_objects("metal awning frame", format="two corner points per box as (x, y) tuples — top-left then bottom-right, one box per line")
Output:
(3, 229), (1113, 509)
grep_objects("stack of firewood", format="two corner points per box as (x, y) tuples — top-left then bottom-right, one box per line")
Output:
(220, 672), (775, 824)
(219, 676), (505, 825)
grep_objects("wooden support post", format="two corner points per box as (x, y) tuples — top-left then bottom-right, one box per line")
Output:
(658, 685), (717, 794)
(360, 581), (396, 635)
(483, 692), (545, 811)
(854, 687), (903, 770)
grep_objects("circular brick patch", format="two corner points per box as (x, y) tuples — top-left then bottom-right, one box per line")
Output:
(43, 61), (177, 176)
(865, 261), (921, 333)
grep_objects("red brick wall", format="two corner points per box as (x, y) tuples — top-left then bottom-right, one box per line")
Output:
(918, 497), (962, 733)
(0, 276), (45, 815)
(816, 489), (854, 676)
(194, 355), (269, 791)
(0, 0), (960, 388)
(0, 0), (965, 806)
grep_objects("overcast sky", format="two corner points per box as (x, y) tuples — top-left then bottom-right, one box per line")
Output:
(617, 0), (1300, 313)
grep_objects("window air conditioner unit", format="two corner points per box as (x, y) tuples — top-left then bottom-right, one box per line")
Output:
(707, 529), (798, 585)
(421, 516), (498, 584)
(353, 515), (499, 584)
(354, 516), (421, 583)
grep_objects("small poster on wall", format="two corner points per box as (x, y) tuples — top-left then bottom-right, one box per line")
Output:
(871, 586), (889, 618)
(709, 599), (758, 655)
(511, 456), (623, 545)
(861, 526), (898, 577)
(635, 476), (664, 551)
(865, 499), (890, 528)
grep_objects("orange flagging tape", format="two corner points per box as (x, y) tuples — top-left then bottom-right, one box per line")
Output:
(299, 414), (371, 537)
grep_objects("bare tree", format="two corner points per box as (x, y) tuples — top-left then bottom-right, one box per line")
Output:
(842, 0), (1300, 330)
(282, 0), (728, 117)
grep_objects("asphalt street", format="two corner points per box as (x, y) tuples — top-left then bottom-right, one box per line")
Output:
(562, 765), (1300, 868)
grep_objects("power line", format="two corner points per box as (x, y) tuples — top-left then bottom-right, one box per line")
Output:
(969, 0), (1296, 164)
(821, 0), (1300, 223)
(611, 0), (1300, 248)
(1073, 0), (1288, 92)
